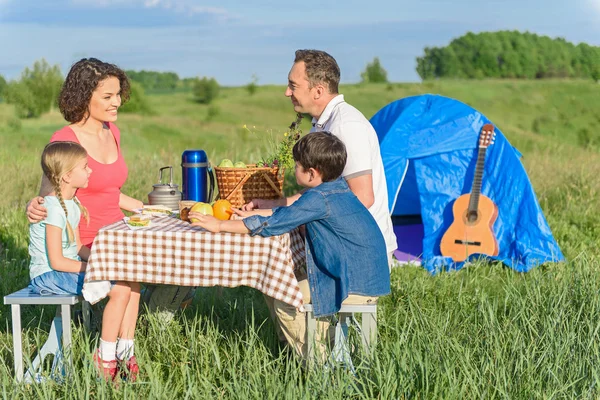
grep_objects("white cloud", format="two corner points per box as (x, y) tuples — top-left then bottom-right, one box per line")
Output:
(143, 0), (171, 8)
(70, 0), (230, 18)
(189, 6), (228, 16)
(148, 1), (229, 17)
(71, 0), (138, 6)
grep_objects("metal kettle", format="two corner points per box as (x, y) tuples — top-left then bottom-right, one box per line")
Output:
(147, 166), (182, 210)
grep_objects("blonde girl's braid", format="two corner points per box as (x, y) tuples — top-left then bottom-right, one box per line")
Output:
(54, 183), (76, 244)
(41, 141), (89, 245)
(73, 197), (90, 226)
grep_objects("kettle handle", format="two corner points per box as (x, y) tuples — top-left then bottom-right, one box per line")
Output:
(208, 163), (217, 203)
(159, 166), (174, 186)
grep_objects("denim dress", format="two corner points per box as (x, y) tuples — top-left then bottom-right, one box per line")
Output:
(244, 178), (390, 317)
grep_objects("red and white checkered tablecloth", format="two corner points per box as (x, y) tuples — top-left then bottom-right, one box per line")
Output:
(84, 216), (306, 309)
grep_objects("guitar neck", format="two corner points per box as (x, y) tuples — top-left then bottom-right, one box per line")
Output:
(468, 147), (487, 214)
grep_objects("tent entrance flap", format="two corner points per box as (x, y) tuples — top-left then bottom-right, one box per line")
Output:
(392, 160), (420, 216)
(392, 215), (423, 263)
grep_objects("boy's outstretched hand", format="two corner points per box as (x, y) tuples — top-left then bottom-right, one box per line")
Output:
(233, 207), (273, 217)
(232, 207), (258, 218)
(189, 212), (222, 233)
(189, 210), (251, 234)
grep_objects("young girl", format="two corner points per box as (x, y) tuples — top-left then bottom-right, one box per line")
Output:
(28, 141), (142, 382)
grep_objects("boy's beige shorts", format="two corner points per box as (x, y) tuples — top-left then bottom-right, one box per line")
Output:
(263, 252), (392, 360)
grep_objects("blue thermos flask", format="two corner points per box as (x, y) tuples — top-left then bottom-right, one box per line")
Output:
(181, 149), (216, 202)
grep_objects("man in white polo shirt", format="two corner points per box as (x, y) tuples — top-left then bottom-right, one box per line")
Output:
(243, 49), (397, 359)
(245, 49), (397, 261)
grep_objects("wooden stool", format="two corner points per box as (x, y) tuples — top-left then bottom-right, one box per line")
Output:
(4, 287), (90, 383)
(304, 302), (378, 371)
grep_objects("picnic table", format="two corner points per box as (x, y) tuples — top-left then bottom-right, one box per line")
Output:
(83, 215), (306, 309)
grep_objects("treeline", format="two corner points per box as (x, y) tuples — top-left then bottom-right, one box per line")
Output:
(0, 59), (223, 119)
(125, 70), (204, 91)
(126, 70), (180, 91)
(0, 59), (154, 118)
(416, 31), (600, 81)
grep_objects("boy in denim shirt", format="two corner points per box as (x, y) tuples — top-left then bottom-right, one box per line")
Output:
(190, 131), (390, 360)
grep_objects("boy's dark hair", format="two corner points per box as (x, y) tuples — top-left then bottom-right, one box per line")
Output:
(293, 131), (346, 182)
(294, 50), (340, 94)
(59, 58), (131, 123)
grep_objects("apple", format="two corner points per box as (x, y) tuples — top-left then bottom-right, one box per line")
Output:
(218, 159), (234, 168)
(189, 202), (214, 222)
(233, 161), (247, 168)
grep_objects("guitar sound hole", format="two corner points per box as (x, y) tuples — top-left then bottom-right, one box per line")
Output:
(467, 211), (478, 223)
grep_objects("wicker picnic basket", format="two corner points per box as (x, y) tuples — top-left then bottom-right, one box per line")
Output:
(215, 164), (284, 208)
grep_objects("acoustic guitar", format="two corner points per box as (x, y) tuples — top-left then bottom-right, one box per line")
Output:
(440, 123), (498, 262)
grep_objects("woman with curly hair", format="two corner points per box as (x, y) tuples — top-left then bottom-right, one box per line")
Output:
(28, 58), (143, 245)
(26, 58), (143, 381)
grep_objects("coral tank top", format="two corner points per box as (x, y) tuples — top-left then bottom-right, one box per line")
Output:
(50, 122), (128, 247)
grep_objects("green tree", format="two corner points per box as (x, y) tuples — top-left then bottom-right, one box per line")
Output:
(5, 59), (63, 118)
(0, 75), (7, 100)
(156, 72), (179, 90)
(361, 57), (388, 83)
(416, 30), (600, 80)
(592, 66), (600, 83)
(5, 82), (36, 118)
(246, 74), (258, 96)
(416, 48), (435, 80)
(126, 70), (180, 91)
(119, 80), (153, 115)
(181, 77), (196, 90)
(193, 77), (220, 104)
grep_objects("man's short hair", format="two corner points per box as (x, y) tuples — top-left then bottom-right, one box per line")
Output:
(294, 50), (340, 94)
(293, 131), (346, 182)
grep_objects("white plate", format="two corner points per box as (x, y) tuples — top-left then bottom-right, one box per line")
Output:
(123, 216), (153, 230)
(132, 208), (179, 217)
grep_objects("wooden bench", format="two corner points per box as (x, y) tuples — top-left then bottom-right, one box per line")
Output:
(4, 288), (90, 383)
(304, 302), (378, 371)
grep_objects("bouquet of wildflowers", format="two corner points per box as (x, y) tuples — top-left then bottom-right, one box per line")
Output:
(257, 113), (304, 170)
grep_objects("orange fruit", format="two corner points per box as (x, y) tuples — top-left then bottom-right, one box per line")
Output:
(213, 199), (233, 221)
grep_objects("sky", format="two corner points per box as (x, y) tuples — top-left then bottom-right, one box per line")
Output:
(0, 0), (599, 85)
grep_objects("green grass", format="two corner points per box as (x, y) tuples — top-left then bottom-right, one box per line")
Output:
(1, 80), (600, 398)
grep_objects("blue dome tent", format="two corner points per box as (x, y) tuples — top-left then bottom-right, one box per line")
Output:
(370, 94), (564, 273)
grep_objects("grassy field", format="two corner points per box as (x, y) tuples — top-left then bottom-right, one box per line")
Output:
(1, 80), (600, 399)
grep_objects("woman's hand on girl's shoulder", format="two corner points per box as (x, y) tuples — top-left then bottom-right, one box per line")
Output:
(27, 196), (47, 223)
